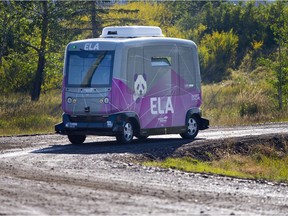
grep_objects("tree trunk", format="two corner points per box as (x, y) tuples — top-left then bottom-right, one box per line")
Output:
(278, 42), (283, 110)
(31, 1), (48, 101)
(91, 1), (98, 38)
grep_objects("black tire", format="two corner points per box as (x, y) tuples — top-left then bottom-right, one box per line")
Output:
(116, 121), (134, 144)
(68, 135), (86, 144)
(180, 115), (199, 139)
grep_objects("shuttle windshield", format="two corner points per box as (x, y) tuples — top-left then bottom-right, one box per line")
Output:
(66, 50), (114, 87)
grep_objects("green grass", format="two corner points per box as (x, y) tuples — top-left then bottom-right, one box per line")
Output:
(144, 135), (288, 183)
(145, 155), (288, 183)
(201, 70), (288, 126)
(144, 142), (288, 183)
(144, 157), (254, 179)
(0, 91), (62, 135)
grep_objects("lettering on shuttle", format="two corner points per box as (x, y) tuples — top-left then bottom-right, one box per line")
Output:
(84, 43), (99, 51)
(150, 97), (174, 115)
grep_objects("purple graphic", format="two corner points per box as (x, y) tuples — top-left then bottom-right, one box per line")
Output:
(109, 69), (201, 129)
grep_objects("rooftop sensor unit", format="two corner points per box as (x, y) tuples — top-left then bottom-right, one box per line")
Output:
(100, 26), (164, 38)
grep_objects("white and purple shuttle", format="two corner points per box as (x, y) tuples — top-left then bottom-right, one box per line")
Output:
(55, 26), (209, 144)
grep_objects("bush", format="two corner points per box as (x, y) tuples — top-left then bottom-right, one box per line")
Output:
(199, 30), (239, 83)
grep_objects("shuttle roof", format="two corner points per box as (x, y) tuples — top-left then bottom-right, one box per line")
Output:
(100, 26), (164, 38)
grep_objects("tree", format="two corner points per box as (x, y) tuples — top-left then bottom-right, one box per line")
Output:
(199, 30), (239, 83)
(102, 2), (187, 38)
(0, 1), (37, 94)
(30, 1), (48, 101)
(69, 0), (105, 38)
(0, 2), (11, 65)
(0, 0), (287, 101)
(267, 1), (288, 110)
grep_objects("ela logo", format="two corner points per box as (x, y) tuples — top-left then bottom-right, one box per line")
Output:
(84, 43), (99, 51)
(150, 97), (174, 115)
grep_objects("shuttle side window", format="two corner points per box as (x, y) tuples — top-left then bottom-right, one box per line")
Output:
(144, 46), (178, 97)
(127, 47), (143, 92)
(179, 47), (198, 90)
(151, 57), (171, 67)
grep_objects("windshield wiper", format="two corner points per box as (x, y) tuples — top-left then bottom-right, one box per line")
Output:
(81, 52), (107, 86)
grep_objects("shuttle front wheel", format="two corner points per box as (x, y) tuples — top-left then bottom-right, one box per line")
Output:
(180, 116), (199, 139)
(116, 121), (134, 144)
(68, 135), (86, 144)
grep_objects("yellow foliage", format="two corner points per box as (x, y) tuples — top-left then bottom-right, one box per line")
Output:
(187, 24), (207, 42)
(252, 40), (263, 51)
(199, 30), (239, 72)
(102, 2), (186, 38)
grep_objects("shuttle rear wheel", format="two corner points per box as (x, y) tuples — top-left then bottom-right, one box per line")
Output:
(180, 115), (199, 139)
(68, 135), (86, 144)
(116, 121), (134, 144)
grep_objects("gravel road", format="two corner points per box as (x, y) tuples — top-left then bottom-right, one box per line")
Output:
(0, 123), (288, 215)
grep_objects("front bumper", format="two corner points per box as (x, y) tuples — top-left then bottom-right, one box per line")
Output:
(55, 113), (126, 136)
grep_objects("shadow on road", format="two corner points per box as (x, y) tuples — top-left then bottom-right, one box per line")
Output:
(31, 137), (203, 159)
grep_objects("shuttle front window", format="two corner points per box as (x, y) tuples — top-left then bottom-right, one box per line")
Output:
(66, 51), (114, 87)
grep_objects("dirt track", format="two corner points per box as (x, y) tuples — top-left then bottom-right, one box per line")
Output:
(1, 123), (288, 215)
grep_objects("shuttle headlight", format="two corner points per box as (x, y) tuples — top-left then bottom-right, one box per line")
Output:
(67, 97), (77, 104)
(100, 97), (110, 104)
(104, 97), (109, 104)
(67, 97), (72, 104)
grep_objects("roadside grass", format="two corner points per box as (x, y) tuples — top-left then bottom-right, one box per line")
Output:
(145, 155), (288, 183)
(0, 91), (62, 135)
(144, 137), (288, 183)
(202, 70), (288, 126)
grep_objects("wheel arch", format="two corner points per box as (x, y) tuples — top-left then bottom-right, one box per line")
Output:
(112, 112), (141, 134)
(185, 108), (209, 130)
(185, 108), (201, 122)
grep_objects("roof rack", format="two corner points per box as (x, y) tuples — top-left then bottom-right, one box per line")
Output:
(100, 26), (164, 38)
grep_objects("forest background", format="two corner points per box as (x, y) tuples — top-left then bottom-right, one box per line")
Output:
(0, 0), (287, 135)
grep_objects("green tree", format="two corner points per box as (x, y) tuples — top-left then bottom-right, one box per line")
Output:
(1, 0), (287, 100)
(264, 1), (288, 110)
(0, 2), (12, 65)
(0, 1), (88, 100)
(199, 30), (239, 83)
(0, 1), (36, 94)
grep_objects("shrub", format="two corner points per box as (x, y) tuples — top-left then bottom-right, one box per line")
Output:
(199, 30), (239, 83)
